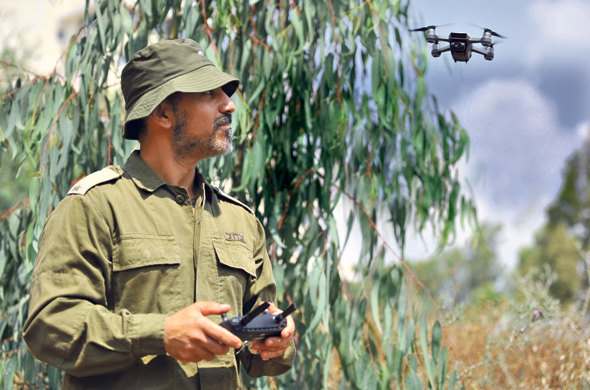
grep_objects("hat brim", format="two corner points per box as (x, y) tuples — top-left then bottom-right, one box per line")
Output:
(123, 65), (239, 139)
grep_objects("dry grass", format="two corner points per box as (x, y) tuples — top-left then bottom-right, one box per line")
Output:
(444, 303), (590, 389)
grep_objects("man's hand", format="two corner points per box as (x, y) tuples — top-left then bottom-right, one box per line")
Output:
(164, 302), (243, 363)
(248, 302), (296, 360)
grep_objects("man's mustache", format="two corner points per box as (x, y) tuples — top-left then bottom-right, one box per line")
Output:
(213, 113), (232, 131)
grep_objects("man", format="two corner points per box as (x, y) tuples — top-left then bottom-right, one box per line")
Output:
(23, 39), (295, 389)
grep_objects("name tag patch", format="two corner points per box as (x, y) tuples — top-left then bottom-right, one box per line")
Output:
(225, 232), (245, 242)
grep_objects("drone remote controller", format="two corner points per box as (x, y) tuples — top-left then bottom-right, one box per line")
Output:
(219, 301), (297, 342)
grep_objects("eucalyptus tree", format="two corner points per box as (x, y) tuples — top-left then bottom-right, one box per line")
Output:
(0, 0), (474, 388)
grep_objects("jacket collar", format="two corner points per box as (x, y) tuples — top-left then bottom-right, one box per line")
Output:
(122, 150), (214, 198)
(122, 150), (168, 193)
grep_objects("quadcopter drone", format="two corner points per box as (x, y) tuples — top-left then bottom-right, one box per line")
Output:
(411, 25), (506, 62)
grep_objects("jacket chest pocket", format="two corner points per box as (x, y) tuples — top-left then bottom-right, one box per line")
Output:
(112, 235), (183, 313)
(212, 238), (256, 312)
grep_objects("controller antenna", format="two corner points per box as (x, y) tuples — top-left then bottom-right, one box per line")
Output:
(240, 301), (271, 326)
(274, 303), (297, 323)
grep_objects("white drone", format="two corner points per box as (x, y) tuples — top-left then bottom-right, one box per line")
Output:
(411, 25), (506, 62)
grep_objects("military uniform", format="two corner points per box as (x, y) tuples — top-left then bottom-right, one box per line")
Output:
(24, 150), (295, 389)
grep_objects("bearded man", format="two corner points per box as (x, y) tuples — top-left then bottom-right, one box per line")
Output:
(24, 39), (295, 389)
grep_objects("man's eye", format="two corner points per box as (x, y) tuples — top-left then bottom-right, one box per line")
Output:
(204, 90), (213, 95)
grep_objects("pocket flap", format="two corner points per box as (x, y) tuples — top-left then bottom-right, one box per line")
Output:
(212, 238), (256, 278)
(113, 235), (180, 271)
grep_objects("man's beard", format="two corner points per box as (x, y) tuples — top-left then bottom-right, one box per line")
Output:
(171, 112), (234, 162)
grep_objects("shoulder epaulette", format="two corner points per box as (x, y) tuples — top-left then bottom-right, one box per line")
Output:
(212, 186), (254, 215)
(68, 166), (123, 196)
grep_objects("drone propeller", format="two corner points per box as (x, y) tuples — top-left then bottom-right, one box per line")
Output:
(484, 28), (506, 39)
(410, 23), (451, 32)
(468, 24), (507, 39)
(410, 25), (436, 32)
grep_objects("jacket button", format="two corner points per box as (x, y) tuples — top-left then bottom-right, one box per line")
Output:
(175, 194), (185, 204)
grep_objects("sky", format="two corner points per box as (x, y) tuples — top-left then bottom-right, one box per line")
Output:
(402, 0), (590, 268)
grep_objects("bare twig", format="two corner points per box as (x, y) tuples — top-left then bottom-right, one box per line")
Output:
(336, 185), (443, 321)
(0, 198), (29, 222)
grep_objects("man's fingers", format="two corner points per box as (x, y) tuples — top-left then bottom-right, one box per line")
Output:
(193, 301), (242, 349)
(263, 335), (291, 350)
(198, 339), (228, 360)
(260, 349), (286, 360)
(206, 324), (242, 350)
(249, 334), (291, 356)
(194, 301), (231, 316)
(265, 302), (280, 314)
(257, 337), (291, 360)
(178, 344), (216, 363)
(198, 334), (232, 356)
(164, 301), (243, 362)
(283, 316), (295, 336)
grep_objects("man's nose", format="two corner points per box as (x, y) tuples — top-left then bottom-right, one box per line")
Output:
(219, 88), (236, 114)
(223, 98), (236, 114)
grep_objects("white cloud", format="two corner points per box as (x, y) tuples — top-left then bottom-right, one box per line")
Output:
(456, 79), (577, 208)
(526, 0), (590, 64)
(529, 0), (590, 42)
(577, 121), (590, 139)
(453, 78), (582, 267)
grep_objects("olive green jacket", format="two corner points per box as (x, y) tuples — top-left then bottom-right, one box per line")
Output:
(23, 151), (295, 389)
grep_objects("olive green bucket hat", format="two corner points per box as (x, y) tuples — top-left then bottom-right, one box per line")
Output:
(121, 39), (239, 140)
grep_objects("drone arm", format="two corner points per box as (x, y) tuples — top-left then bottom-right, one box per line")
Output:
(431, 44), (450, 58)
(472, 46), (494, 60)
(471, 47), (487, 56)
(435, 36), (450, 42)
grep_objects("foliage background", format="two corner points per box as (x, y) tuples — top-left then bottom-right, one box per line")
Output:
(0, 0), (477, 388)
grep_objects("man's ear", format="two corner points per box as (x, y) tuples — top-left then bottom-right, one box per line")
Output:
(148, 100), (175, 130)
